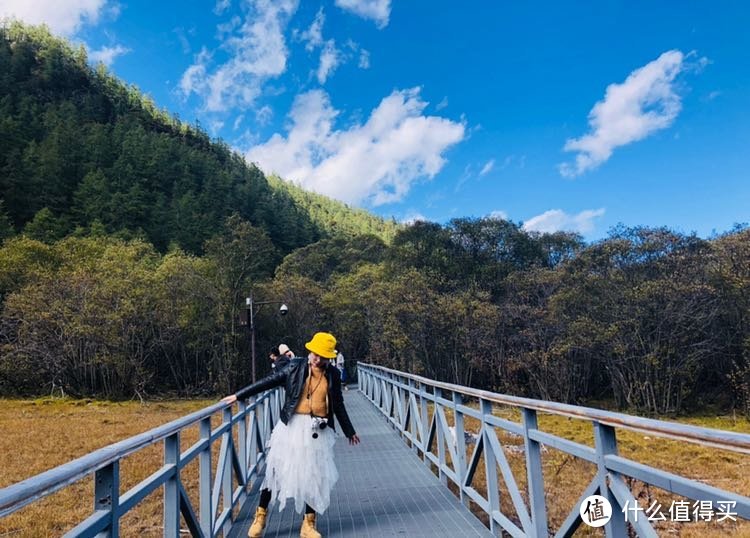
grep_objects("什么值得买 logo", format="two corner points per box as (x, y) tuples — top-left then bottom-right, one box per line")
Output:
(580, 494), (613, 527)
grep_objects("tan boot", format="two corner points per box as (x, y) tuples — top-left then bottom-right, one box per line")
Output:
(248, 506), (267, 538)
(299, 513), (322, 538)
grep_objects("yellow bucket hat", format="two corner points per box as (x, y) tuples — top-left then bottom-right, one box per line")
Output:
(305, 332), (337, 359)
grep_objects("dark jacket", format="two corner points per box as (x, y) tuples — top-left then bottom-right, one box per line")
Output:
(235, 358), (356, 438)
(273, 355), (290, 371)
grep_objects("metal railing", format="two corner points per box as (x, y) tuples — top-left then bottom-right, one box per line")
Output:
(358, 363), (750, 538)
(0, 388), (283, 537)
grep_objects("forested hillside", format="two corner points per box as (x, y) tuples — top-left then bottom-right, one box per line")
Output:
(1, 24), (749, 419)
(268, 175), (399, 243)
(0, 23), (397, 253)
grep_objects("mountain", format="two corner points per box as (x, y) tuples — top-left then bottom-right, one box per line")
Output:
(0, 22), (398, 254)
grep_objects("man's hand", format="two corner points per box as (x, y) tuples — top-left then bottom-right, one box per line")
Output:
(348, 434), (361, 445)
(221, 394), (237, 405)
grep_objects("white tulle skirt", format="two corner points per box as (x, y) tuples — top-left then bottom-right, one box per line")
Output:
(261, 413), (339, 514)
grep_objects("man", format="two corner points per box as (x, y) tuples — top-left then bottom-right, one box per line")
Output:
(335, 350), (347, 390)
(269, 346), (282, 369)
(275, 344), (292, 370)
(278, 343), (294, 361)
(222, 332), (360, 538)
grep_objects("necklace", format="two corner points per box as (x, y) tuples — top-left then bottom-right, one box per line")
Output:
(307, 366), (325, 401)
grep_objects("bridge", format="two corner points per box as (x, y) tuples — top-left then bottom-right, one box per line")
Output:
(1, 364), (749, 537)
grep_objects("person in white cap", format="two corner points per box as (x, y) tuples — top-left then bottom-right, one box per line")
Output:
(276, 343), (293, 370)
(335, 350), (347, 390)
(278, 343), (294, 359)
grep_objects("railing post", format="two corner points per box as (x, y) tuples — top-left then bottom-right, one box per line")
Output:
(420, 383), (430, 466)
(94, 461), (119, 538)
(481, 398), (501, 536)
(199, 417), (213, 537)
(594, 422), (627, 537)
(434, 388), (447, 486)
(383, 377), (390, 416)
(275, 389), (284, 423)
(408, 379), (419, 454)
(379, 376), (385, 411)
(383, 373), (390, 425)
(522, 408), (548, 538)
(258, 398), (268, 442)
(397, 377), (406, 435)
(164, 432), (180, 537)
(239, 399), (248, 483)
(453, 392), (468, 508)
(248, 397), (259, 470)
(222, 406), (233, 535)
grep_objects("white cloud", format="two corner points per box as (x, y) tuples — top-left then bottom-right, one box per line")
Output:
(358, 49), (370, 69)
(233, 114), (244, 130)
(300, 8), (324, 51)
(173, 27), (193, 54)
(317, 40), (341, 84)
(402, 212), (428, 225)
(214, 0), (231, 15)
(334, 0), (391, 28)
(178, 0), (298, 112)
(560, 50), (688, 177)
(499, 154), (526, 170)
(89, 44), (130, 66)
(233, 128), (260, 149)
(298, 10), (341, 84)
(255, 105), (273, 125)
(454, 164), (472, 192)
(0, 0), (108, 35)
(523, 208), (605, 234)
(436, 97), (448, 111)
(179, 48), (210, 96)
(479, 159), (495, 177)
(246, 87), (465, 206)
(209, 119), (225, 134)
(489, 210), (508, 220)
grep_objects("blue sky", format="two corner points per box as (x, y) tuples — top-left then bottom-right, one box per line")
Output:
(2, 1), (748, 240)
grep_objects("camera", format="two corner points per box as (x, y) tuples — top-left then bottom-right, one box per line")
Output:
(279, 303), (288, 316)
(311, 416), (328, 438)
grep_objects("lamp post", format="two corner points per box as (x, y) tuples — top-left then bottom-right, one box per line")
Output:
(244, 296), (289, 382)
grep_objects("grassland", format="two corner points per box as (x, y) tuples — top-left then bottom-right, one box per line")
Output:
(0, 398), (218, 537)
(0, 398), (749, 537)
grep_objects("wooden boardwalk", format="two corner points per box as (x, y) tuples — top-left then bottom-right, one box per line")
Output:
(228, 389), (492, 538)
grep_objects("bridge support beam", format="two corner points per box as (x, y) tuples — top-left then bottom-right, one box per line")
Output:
(199, 417), (213, 537)
(594, 423), (627, 537)
(164, 433), (180, 537)
(480, 399), (501, 536)
(453, 391), (469, 509)
(523, 408), (548, 538)
(94, 461), (119, 538)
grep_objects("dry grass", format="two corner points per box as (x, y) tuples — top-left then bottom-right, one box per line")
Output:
(0, 398), (221, 537)
(427, 402), (750, 537)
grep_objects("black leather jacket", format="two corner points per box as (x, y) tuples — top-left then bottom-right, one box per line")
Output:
(235, 358), (356, 438)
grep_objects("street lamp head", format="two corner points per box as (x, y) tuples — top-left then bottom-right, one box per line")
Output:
(279, 303), (289, 316)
